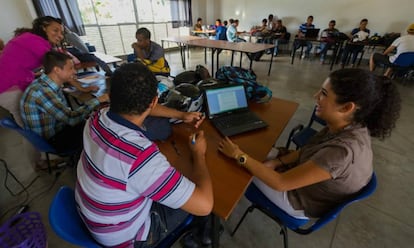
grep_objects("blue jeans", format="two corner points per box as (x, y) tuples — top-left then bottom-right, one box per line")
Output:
(134, 202), (188, 248)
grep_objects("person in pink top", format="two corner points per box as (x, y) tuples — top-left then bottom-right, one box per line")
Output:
(0, 16), (65, 124)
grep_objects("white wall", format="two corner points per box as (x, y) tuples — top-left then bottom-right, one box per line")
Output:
(0, 0), (37, 42)
(1, 0), (412, 43)
(199, 0), (413, 36)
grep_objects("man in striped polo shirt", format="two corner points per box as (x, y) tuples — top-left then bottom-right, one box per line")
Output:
(75, 63), (213, 247)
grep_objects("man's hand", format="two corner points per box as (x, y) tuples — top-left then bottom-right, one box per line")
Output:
(182, 112), (205, 129)
(189, 130), (207, 157)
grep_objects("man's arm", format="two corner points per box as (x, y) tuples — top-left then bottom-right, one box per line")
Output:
(383, 45), (396, 55)
(180, 131), (214, 215)
(150, 104), (204, 128)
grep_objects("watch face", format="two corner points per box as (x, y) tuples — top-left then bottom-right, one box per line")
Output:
(238, 155), (247, 165)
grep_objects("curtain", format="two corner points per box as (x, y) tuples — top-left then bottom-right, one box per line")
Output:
(32, 0), (85, 35)
(170, 0), (192, 28)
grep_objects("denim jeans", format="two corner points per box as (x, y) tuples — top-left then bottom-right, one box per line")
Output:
(134, 202), (188, 248)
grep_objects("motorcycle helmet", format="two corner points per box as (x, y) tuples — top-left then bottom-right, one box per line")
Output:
(159, 83), (203, 123)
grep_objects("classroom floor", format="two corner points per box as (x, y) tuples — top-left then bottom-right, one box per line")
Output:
(1, 48), (413, 248)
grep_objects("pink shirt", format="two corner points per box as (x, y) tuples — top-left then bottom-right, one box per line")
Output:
(0, 33), (51, 93)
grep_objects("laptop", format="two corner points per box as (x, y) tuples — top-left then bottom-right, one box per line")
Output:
(204, 84), (268, 136)
(305, 28), (320, 38)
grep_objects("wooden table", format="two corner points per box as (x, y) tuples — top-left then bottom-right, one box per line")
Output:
(185, 39), (275, 75)
(156, 97), (298, 247)
(161, 36), (205, 69)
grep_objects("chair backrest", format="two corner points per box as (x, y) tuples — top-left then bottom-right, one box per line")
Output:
(393, 52), (414, 67)
(49, 186), (195, 248)
(307, 106), (326, 128)
(0, 117), (56, 153)
(297, 172), (377, 234)
(49, 186), (101, 247)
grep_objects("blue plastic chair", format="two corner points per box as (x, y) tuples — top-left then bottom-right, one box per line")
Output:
(285, 107), (326, 149)
(231, 173), (377, 248)
(0, 116), (78, 173)
(388, 52), (414, 79)
(49, 186), (195, 248)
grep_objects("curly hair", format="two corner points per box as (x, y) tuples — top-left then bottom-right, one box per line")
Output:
(31, 16), (62, 40)
(109, 63), (158, 115)
(329, 68), (401, 140)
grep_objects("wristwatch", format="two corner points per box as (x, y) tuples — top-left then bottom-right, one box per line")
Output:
(236, 154), (248, 167)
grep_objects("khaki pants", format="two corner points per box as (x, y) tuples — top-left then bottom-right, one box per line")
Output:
(0, 87), (23, 126)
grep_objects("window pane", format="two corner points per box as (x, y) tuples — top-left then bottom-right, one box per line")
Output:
(120, 24), (138, 55)
(135, 0), (153, 22)
(77, 0), (97, 25)
(93, 0), (135, 25)
(100, 26), (125, 56)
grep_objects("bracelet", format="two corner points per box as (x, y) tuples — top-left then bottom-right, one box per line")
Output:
(277, 157), (286, 166)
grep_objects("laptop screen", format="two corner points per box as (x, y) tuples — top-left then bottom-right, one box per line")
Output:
(205, 84), (248, 117)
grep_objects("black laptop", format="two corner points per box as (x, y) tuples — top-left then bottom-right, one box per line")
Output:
(204, 84), (268, 136)
(305, 28), (320, 38)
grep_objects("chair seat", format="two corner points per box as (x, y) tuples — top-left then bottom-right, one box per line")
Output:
(244, 184), (309, 230)
(291, 128), (318, 148)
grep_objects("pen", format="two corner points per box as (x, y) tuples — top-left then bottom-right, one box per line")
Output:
(191, 133), (196, 145)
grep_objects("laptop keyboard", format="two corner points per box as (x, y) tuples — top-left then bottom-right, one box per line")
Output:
(215, 112), (261, 128)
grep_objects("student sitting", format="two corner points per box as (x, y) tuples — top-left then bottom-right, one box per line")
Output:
(369, 23), (414, 77)
(75, 62), (213, 248)
(20, 51), (109, 152)
(131, 27), (170, 76)
(218, 68), (401, 220)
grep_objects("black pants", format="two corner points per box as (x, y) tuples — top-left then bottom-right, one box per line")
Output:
(47, 122), (85, 152)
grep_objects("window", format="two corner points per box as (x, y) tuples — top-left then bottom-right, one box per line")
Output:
(76, 0), (191, 56)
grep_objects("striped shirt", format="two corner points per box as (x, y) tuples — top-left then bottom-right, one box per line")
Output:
(20, 73), (99, 139)
(75, 108), (195, 247)
(299, 23), (315, 34)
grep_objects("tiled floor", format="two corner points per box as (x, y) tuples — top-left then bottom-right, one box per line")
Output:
(1, 48), (413, 248)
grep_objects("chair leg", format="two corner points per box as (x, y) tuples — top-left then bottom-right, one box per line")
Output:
(45, 153), (52, 174)
(280, 225), (289, 248)
(231, 205), (255, 236)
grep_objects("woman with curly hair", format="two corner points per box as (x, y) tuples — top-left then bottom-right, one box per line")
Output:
(0, 16), (64, 124)
(218, 68), (401, 219)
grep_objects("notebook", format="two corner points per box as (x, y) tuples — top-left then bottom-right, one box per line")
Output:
(305, 28), (320, 38)
(204, 84), (268, 136)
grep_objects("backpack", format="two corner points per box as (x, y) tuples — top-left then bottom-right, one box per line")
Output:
(215, 66), (272, 103)
(173, 65), (211, 86)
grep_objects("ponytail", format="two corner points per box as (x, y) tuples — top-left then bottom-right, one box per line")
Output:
(366, 76), (401, 139)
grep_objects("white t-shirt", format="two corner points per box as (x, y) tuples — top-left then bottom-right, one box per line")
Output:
(389, 34), (414, 63)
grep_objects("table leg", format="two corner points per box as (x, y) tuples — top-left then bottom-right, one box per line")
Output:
(179, 43), (186, 69)
(239, 52), (243, 67)
(268, 52), (274, 76)
(231, 51), (235, 66)
(211, 48), (215, 76)
(211, 214), (221, 248)
(216, 49), (221, 73)
(205, 47), (208, 64)
(291, 45), (296, 65)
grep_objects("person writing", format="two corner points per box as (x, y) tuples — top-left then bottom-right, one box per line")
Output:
(20, 51), (109, 153)
(218, 68), (401, 219)
(131, 27), (170, 76)
(75, 62), (213, 248)
(369, 23), (414, 77)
